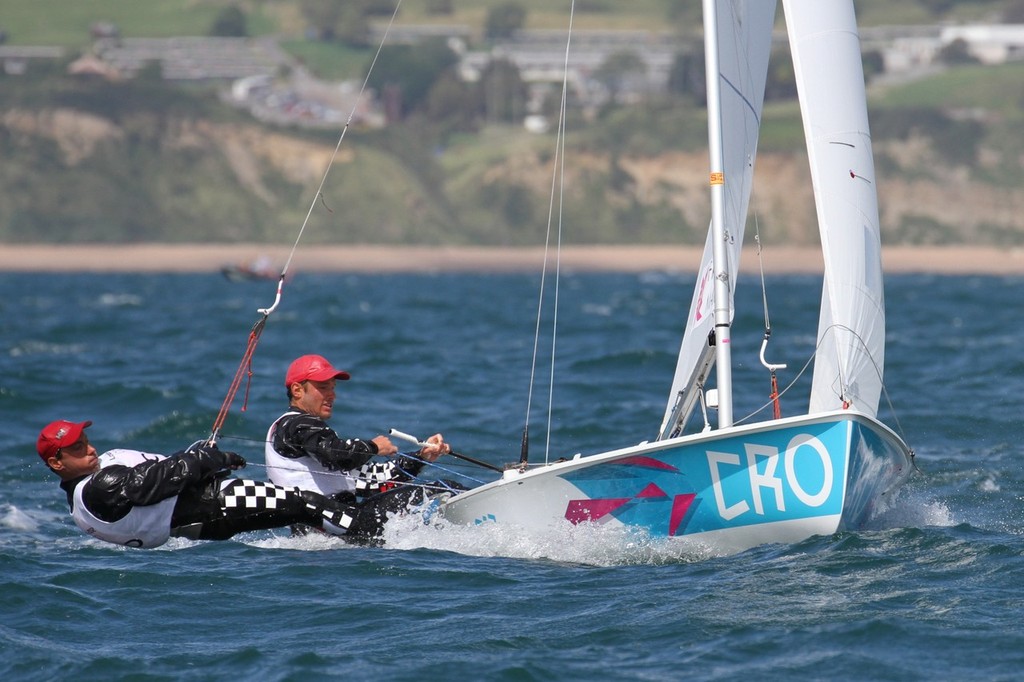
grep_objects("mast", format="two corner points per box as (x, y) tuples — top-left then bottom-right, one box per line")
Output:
(702, 0), (734, 428)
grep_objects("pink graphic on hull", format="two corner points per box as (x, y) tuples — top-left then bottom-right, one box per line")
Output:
(565, 482), (697, 536)
(669, 493), (696, 536)
(565, 498), (632, 524)
(615, 456), (681, 472)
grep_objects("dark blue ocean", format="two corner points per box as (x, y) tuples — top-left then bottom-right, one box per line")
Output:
(2, 269), (1022, 681)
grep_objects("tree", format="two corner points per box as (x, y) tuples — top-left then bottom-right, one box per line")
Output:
(477, 58), (527, 123)
(485, 2), (527, 41)
(370, 39), (460, 118)
(300, 0), (343, 41)
(593, 50), (647, 105)
(210, 5), (248, 37)
(666, 51), (705, 105)
(335, 4), (372, 47)
(426, 71), (479, 134)
(938, 38), (979, 66)
(862, 49), (885, 82)
(764, 47), (797, 102)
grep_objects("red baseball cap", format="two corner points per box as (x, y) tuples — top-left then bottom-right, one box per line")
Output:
(37, 419), (93, 462)
(285, 354), (350, 387)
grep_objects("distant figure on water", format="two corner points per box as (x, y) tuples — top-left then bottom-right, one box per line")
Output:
(36, 419), (369, 548)
(265, 354), (455, 543)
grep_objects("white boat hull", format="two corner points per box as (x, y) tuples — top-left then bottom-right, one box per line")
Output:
(438, 410), (912, 554)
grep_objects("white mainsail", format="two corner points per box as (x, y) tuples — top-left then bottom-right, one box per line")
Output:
(783, 0), (885, 417)
(659, 0), (778, 439)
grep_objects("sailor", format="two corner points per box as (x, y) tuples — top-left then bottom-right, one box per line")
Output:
(265, 354), (451, 543)
(37, 419), (368, 548)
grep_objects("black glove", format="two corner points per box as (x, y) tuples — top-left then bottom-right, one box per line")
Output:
(183, 441), (246, 477)
(224, 451), (247, 470)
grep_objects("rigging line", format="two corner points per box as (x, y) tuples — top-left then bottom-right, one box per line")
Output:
(207, 2), (405, 444)
(820, 322), (913, 446)
(735, 321), (862, 426)
(734, 322), (912, 451)
(209, 316), (267, 441)
(211, 433), (493, 484)
(752, 213), (786, 418)
(524, 0), (575, 466)
(278, 0), (405, 283)
(247, 462), (473, 493)
(753, 218), (772, 334)
(545, 16), (572, 466)
(734, 347), (815, 426)
(220, 431), (497, 473)
(245, 457), (490, 488)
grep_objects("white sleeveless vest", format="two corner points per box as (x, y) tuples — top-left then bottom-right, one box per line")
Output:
(71, 449), (178, 548)
(265, 411), (355, 496)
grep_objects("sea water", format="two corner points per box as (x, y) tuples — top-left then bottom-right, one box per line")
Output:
(1, 270), (1022, 681)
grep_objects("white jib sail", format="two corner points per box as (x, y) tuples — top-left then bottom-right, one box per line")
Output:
(783, 0), (885, 417)
(659, 0), (778, 439)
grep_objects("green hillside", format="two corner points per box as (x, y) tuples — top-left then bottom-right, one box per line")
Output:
(2, 0), (1024, 246)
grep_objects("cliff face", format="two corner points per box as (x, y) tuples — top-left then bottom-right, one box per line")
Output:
(2, 106), (1022, 246)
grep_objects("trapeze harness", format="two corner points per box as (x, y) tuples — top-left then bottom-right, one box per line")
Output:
(70, 449), (178, 548)
(265, 410), (417, 498)
(265, 411), (358, 496)
(68, 447), (359, 546)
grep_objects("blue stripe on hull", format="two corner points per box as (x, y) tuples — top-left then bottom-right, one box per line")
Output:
(560, 420), (851, 538)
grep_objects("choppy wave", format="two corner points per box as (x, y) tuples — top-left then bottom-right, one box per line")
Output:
(3, 272), (1024, 680)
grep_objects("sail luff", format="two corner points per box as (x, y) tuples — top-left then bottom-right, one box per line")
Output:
(782, 0), (885, 417)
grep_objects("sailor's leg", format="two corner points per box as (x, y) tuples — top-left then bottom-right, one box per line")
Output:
(170, 479), (361, 541)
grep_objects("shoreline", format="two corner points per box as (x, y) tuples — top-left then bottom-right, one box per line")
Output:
(1, 243), (1022, 274)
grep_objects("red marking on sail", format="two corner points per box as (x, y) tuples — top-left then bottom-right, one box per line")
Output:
(669, 493), (697, 536)
(694, 265), (712, 322)
(565, 498), (630, 524)
(615, 456), (680, 472)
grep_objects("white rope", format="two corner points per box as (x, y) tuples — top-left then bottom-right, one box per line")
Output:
(525, 0), (575, 466)
(258, 0), (406, 314)
(211, 3), (407, 438)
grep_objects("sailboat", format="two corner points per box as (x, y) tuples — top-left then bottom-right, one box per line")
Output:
(434, 0), (914, 554)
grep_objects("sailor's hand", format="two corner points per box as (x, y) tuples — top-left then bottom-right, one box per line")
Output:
(418, 433), (450, 462)
(224, 451), (247, 470)
(184, 441), (246, 476)
(372, 435), (398, 456)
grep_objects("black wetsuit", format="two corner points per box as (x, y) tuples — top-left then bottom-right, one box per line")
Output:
(60, 445), (362, 545)
(269, 412), (445, 543)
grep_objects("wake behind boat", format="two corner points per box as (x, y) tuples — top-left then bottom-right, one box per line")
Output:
(433, 0), (914, 554)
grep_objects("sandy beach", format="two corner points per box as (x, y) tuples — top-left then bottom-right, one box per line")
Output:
(0, 243), (1021, 275)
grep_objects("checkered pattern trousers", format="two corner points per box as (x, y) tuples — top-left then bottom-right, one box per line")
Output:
(221, 480), (291, 511)
(216, 479), (356, 534)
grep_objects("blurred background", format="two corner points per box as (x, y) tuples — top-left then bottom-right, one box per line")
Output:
(1, 0), (1022, 250)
